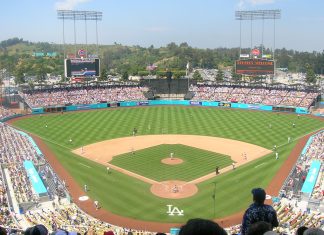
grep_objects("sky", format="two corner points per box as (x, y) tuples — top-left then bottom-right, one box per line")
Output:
(0, 0), (323, 52)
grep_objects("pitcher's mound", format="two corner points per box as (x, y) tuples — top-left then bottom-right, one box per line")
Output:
(150, 180), (198, 199)
(161, 158), (183, 165)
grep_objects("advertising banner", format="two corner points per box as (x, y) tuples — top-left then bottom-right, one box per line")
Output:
(301, 160), (321, 195)
(23, 160), (47, 195)
(190, 101), (202, 106)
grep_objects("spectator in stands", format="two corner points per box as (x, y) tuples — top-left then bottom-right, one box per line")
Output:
(0, 227), (7, 235)
(296, 226), (308, 235)
(303, 228), (324, 235)
(241, 188), (279, 235)
(0, 106), (16, 120)
(178, 218), (227, 235)
(246, 221), (272, 235)
(24, 224), (48, 235)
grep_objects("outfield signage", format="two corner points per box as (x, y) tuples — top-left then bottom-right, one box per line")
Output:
(35, 99), (305, 115)
(75, 104), (93, 110)
(235, 59), (274, 75)
(247, 104), (262, 110)
(190, 101), (202, 106)
(137, 101), (149, 106)
(23, 160), (47, 195)
(218, 102), (231, 107)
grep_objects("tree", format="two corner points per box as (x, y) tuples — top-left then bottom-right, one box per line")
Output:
(216, 68), (224, 82)
(35, 61), (48, 83)
(122, 71), (129, 81)
(192, 70), (202, 81)
(231, 67), (241, 81)
(305, 63), (317, 84)
(99, 68), (108, 81)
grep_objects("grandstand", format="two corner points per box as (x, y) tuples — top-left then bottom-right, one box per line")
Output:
(190, 85), (319, 109)
(12, 80), (320, 114)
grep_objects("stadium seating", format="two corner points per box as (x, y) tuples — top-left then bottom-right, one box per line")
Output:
(20, 86), (148, 108)
(0, 106), (16, 120)
(189, 85), (318, 108)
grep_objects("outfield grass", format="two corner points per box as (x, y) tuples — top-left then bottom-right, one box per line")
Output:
(111, 144), (233, 181)
(13, 106), (323, 222)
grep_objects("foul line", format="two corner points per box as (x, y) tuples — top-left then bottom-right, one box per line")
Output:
(78, 163), (91, 168)
(276, 127), (323, 149)
(254, 162), (267, 168)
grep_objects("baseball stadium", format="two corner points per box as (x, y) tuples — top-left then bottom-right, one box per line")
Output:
(0, 6), (324, 235)
(1, 75), (323, 234)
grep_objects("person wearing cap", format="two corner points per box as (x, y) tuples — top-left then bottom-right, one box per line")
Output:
(24, 224), (48, 235)
(241, 188), (278, 235)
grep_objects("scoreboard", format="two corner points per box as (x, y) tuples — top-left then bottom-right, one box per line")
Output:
(65, 58), (100, 77)
(235, 59), (274, 75)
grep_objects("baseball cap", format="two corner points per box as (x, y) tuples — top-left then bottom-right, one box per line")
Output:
(252, 188), (266, 203)
(26, 224), (48, 235)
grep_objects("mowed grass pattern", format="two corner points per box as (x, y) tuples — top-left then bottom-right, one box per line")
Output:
(110, 144), (233, 181)
(12, 106), (324, 222)
(14, 106), (323, 149)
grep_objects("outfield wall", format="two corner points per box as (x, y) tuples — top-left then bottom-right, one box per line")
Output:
(30, 100), (309, 115)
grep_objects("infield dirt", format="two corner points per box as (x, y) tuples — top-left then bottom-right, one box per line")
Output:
(73, 135), (272, 199)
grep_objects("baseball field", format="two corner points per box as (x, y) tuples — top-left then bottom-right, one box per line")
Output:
(11, 106), (323, 230)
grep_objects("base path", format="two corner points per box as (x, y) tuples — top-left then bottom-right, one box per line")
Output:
(73, 135), (271, 199)
(73, 134), (271, 170)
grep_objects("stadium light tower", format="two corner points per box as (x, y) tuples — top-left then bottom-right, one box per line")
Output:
(57, 10), (103, 58)
(235, 9), (281, 59)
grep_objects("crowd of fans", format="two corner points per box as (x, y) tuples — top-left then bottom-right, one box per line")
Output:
(19, 86), (148, 108)
(24, 204), (148, 235)
(190, 85), (318, 108)
(0, 105), (16, 120)
(0, 171), (18, 230)
(18, 85), (319, 109)
(0, 123), (41, 203)
(226, 200), (323, 235)
(281, 131), (323, 203)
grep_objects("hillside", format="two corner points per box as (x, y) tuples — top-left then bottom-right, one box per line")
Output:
(0, 38), (323, 83)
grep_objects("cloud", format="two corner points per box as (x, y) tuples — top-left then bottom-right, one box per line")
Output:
(55, 0), (92, 10)
(237, 0), (276, 9)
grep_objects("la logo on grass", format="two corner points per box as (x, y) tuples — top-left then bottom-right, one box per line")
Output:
(167, 205), (184, 216)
